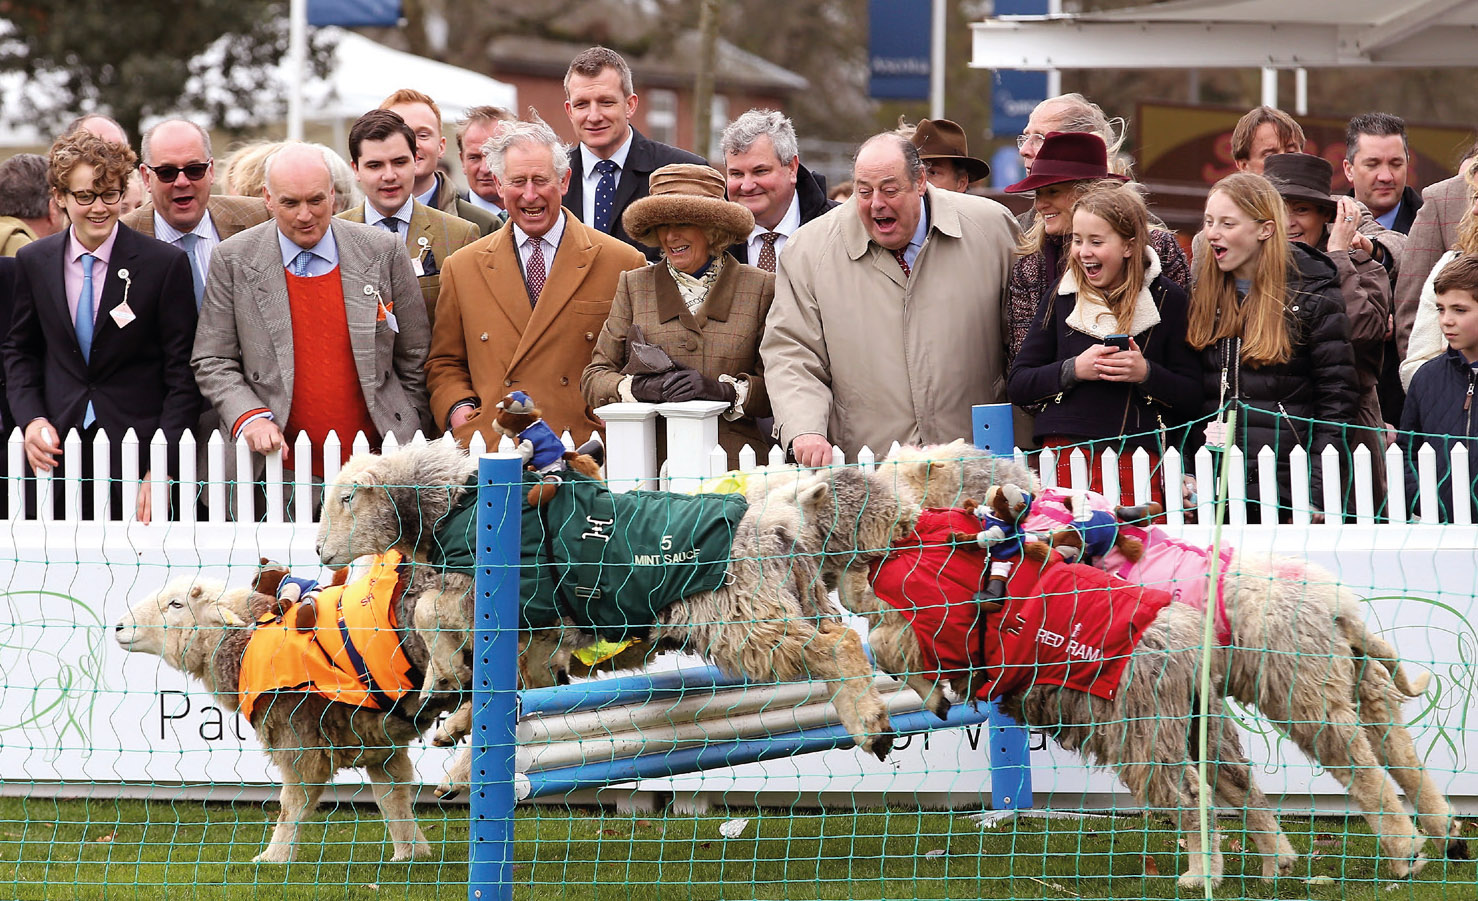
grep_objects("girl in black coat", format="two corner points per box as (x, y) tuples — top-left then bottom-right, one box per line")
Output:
(1009, 184), (1202, 504)
(1189, 172), (1356, 520)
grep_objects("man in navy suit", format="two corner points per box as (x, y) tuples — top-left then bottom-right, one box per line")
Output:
(2, 130), (199, 521)
(562, 46), (705, 260)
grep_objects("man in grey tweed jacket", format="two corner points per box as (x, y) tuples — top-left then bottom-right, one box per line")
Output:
(192, 144), (432, 470)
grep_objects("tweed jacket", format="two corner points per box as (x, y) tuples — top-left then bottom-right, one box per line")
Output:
(1395, 173), (1470, 357)
(426, 210), (648, 447)
(566, 127), (706, 260)
(338, 201), (479, 323)
(191, 218), (432, 443)
(429, 173), (499, 237)
(121, 194), (270, 241)
(3, 224), (201, 439)
(761, 186), (1021, 459)
(582, 259), (776, 458)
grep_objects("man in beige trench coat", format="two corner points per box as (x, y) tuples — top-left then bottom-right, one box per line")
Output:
(761, 132), (1020, 465)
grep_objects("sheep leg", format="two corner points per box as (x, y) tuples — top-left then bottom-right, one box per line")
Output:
(1205, 716), (1297, 878)
(840, 567), (951, 720)
(434, 702), (473, 747)
(1282, 702), (1427, 876)
(1354, 664), (1464, 857)
(254, 751), (329, 863)
(795, 618), (895, 760)
(369, 750), (431, 861)
(435, 744), (472, 801)
(413, 587), (472, 700)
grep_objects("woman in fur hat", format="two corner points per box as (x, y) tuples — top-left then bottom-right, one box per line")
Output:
(581, 163), (774, 464)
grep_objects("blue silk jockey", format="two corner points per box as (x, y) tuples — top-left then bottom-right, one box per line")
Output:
(500, 390), (567, 472)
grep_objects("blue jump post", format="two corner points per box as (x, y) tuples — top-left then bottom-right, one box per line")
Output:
(469, 453), (522, 901)
(971, 403), (1034, 811)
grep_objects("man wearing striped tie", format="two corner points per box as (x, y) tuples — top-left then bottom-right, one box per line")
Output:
(2, 130), (200, 521)
(427, 118), (645, 450)
(721, 109), (837, 272)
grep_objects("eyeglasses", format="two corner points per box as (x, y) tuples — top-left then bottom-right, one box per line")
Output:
(145, 161), (212, 182)
(67, 188), (123, 206)
(1015, 133), (1047, 151)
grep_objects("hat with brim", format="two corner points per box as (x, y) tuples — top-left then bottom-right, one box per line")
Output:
(1004, 131), (1129, 194)
(911, 119), (990, 183)
(622, 164), (755, 249)
(1262, 152), (1337, 212)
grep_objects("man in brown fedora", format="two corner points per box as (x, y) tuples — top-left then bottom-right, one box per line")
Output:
(911, 119), (990, 193)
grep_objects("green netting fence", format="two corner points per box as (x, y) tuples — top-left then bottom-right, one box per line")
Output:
(2, 405), (1476, 900)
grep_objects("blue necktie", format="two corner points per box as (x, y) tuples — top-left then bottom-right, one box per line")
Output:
(179, 233), (205, 309)
(291, 249), (315, 277)
(592, 159), (618, 234)
(75, 253), (96, 427)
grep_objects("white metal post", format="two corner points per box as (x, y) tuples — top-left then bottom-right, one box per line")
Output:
(1261, 66), (1278, 108)
(930, 0), (947, 120)
(287, 0), (308, 140)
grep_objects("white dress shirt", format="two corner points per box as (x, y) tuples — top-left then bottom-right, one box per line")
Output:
(741, 191), (802, 264)
(579, 129), (634, 227)
(153, 209), (221, 277)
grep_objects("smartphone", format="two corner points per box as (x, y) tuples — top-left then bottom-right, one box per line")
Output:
(1104, 334), (1130, 351)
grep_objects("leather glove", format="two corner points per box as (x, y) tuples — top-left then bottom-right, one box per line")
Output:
(661, 369), (737, 404)
(630, 373), (668, 402)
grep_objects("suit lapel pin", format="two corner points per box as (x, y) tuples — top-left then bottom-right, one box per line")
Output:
(367, 284), (399, 334)
(110, 268), (136, 328)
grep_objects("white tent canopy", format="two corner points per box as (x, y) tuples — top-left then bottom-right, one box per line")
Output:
(971, 0), (1478, 71)
(294, 28), (516, 123)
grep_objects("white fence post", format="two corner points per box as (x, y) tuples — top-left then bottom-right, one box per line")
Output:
(658, 400), (728, 493)
(177, 430), (197, 525)
(1385, 442), (1407, 523)
(1288, 446), (1310, 525)
(595, 403), (660, 492)
(1417, 443), (1438, 523)
(148, 429), (168, 523)
(120, 429), (139, 522)
(1450, 443), (1471, 525)
(1353, 444), (1375, 524)
(1320, 445), (1341, 524)
(62, 429), (82, 521)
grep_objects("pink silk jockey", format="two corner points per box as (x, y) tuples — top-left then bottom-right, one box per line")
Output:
(1020, 487), (1233, 645)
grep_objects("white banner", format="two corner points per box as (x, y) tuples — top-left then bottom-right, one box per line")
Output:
(2, 519), (1474, 812)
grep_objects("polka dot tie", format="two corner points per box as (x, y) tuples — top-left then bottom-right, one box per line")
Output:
(592, 159), (619, 234)
(526, 237), (546, 306)
(756, 232), (780, 273)
(892, 248), (911, 278)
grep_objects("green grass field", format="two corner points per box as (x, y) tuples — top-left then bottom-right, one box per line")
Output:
(0, 799), (1470, 901)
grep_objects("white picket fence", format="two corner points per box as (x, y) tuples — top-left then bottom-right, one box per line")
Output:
(1, 400), (1471, 525)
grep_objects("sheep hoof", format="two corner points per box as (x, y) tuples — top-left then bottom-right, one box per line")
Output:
(434, 783), (461, 801)
(871, 730), (895, 761)
(927, 695), (951, 721)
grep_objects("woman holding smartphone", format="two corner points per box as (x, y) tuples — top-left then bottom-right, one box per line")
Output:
(1008, 183), (1202, 504)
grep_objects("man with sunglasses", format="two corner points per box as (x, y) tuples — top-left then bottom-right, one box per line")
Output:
(123, 119), (268, 308)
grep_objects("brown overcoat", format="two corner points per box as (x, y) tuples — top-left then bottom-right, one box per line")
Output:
(427, 209), (647, 446)
(582, 259), (775, 462)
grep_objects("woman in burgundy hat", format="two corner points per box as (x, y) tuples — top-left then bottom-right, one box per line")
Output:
(1004, 132), (1189, 365)
(1008, 183), (1202, 505)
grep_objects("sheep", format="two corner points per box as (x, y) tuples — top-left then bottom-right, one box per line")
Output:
(114, 568), (462, 863)
(853, 444), (1467, 877)
(314, 442), (896, 761)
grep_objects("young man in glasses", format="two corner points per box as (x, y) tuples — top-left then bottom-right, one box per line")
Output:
(123, 120), (269, 306)
(2, 130), (201, 522)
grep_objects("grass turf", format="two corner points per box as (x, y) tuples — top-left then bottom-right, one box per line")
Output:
(0, 798), (1469, 900)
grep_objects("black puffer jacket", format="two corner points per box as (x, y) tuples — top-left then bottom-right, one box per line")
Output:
(1199, 243), (1357, 509)
(1397, 349), (1478, 522)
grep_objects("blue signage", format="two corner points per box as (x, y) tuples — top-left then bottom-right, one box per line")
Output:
(868, 0), (932, 100)
(990, 0), (1049, 137)
(308, 0), (402, 27)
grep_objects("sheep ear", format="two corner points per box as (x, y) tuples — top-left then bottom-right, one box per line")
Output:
(797, 480), (830, 508)
(217, 608), (246, 627)
(190, 584), (204, 599)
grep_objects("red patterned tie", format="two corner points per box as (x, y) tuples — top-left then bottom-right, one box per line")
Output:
(892, 248), (911, 278)
(526, 237), (546, 305)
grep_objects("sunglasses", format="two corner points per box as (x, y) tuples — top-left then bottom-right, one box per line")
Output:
(146, 161), (212, 182)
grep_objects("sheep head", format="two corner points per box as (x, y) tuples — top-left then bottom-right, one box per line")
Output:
(316, 443), (476, 567)
(115, 578), (250, 680)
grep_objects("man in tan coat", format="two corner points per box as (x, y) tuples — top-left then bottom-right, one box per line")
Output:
(761, 133), (1019, 464)
(428, 119), (646, 447)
